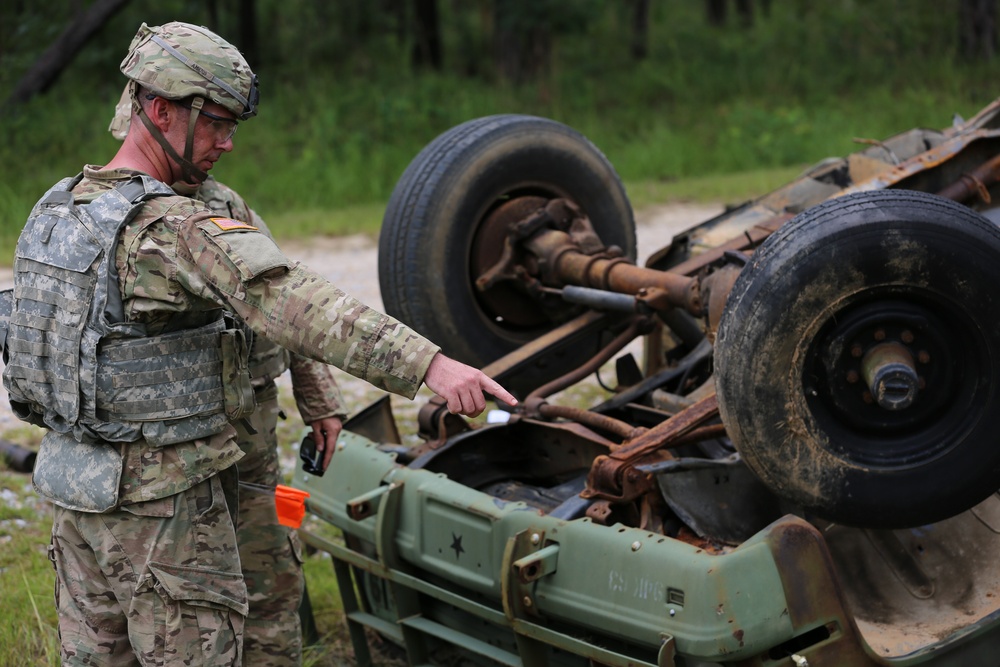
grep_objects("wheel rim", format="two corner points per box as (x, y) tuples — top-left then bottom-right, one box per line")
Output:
(803, 288), (987, 468)
(469, 191), (583, 336)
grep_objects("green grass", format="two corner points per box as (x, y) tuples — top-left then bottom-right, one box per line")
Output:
(0, 468), (60, 666)
(0, 82), (983, 249)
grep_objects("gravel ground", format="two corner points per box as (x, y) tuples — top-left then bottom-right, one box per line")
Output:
(0, 202), (724, 440)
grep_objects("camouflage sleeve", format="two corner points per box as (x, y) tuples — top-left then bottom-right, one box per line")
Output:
(288, 353), (349, 422)
(175, 218), (439, 399)
(194, 178), (292, 383)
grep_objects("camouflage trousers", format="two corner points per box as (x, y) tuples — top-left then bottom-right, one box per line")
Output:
(234, 382), (306, 667)
(50, 468), (247, 666)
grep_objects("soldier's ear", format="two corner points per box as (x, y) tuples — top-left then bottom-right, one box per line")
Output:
(147, 96), (175, 132)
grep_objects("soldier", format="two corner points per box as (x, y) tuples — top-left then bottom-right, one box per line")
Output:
(117, 77), (344, 657)
(1, 20), (516, 666)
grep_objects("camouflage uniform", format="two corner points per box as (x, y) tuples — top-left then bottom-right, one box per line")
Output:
(196, 176), (347, 666)
(5, 20), (439, 666)
(25, 164), (438, 666)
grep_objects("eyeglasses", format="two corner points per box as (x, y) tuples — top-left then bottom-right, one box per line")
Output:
(175, 100), (239, 141)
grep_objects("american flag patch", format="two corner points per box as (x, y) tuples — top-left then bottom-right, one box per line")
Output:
(210, 217), (258, 231)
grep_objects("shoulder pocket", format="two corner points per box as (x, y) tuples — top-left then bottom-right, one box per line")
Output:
(197, 220), (290, 282)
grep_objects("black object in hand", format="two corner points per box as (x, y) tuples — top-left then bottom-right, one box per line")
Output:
(299, 433), (325, 476)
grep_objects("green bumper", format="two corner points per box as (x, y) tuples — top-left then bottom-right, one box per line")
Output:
(294, 431), (1000, 667)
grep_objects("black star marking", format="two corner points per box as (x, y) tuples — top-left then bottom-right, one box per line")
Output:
(450, 533), (465, 559)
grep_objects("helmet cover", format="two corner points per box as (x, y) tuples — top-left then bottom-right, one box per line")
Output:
(119, 21), (258, 121)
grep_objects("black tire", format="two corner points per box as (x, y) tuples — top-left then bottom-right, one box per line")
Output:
(378, 115), (635, 370)
(715, 189), (1000, 528)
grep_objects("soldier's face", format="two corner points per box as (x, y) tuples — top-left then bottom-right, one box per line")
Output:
(190, 101), (237, 174)
(167, 100), (237, 184)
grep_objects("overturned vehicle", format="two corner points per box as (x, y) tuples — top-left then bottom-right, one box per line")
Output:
(294, 99), (1000, 666)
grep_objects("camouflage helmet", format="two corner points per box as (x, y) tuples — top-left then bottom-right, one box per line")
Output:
(119, 21), (259, 121)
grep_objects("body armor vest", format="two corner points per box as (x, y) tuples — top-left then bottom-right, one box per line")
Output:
(2, 175), (255, 446)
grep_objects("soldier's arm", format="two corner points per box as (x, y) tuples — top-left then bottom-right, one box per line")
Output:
(173, 214), (515, 414)
(289, 354), (348, 423)
(174, 216), (438, 397)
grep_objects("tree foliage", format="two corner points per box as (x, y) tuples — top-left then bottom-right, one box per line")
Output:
(1, 0), (993, 108)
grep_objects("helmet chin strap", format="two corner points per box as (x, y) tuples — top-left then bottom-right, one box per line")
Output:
(132, 87), (208, 184)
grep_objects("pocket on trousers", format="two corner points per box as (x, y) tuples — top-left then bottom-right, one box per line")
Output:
(148, 562), (248, 666)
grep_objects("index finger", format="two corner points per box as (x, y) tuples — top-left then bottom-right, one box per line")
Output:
(481, 377), (518, 407)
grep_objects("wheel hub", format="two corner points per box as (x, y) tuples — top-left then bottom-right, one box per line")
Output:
(470, 195), (561, 329)
(804, 297), (966, 466)
(860, 341), (919, 410)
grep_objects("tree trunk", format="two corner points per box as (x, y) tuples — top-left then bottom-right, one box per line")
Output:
(412, 0), (443, 70)
(238, 0), (260, 68)
(206, 0), (220, 33)
(735, 0), (754, 28)
(629, 0), (650, 60)
(4, 0), (131, 108)
(706, 0), (727, 26)
(707, 0), (755, 28)
(493, 0), (552, 84)
(959, 0), (997, 61)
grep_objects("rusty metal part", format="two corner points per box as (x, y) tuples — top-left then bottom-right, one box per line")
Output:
(853, 137), (902, 165)
(934, 152), (1000, 204)
(701, 263), (744, 341)
(860, 341), (919, 411)
(525, 228), (704, 315)
(479, 309), (613, 393)
(651, 148), (1000, 301)
(524, 315), (651, 405)
(606, 394), (719, 463)
(582, 394), (720, 502)
(536, 403), (644, 441)
(471, 196), (551, 328)
(633, 286), (673, 312)
(415, 396), (472, 449)
(585, 500), (613, 524)
(664, 216), (791, 277)
(661, 423), (728, 449)
(475, 198), (610, 289)
(765, 517), (880, 666)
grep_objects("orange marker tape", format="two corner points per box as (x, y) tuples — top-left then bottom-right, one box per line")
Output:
(275, 484), (311, 529)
